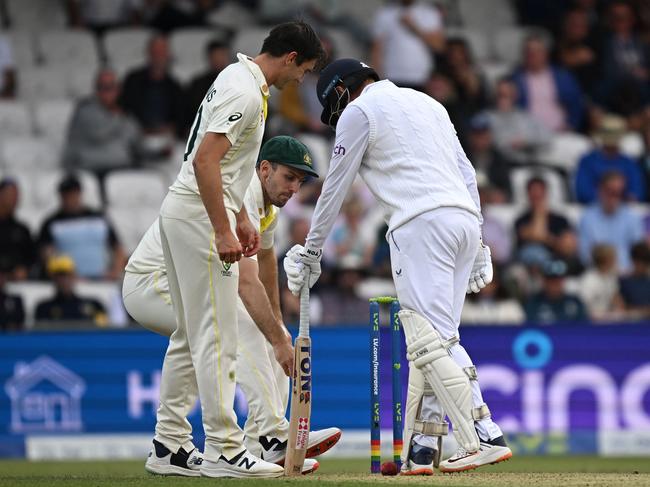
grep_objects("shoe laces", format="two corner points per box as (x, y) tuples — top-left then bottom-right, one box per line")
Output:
(450, 447), (468, 460)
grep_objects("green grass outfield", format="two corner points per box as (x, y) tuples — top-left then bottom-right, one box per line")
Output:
(1, 457), (649, 487)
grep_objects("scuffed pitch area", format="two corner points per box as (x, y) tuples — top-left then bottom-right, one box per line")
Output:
(0, 457), (648, 487)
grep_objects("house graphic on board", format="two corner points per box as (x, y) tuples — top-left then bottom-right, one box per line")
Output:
(4, 356), (86, 433)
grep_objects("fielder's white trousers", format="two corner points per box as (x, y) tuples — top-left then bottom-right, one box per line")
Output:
(122, 236), (288, 458)
(157, 192), (242, 461)
(389, 207), (503, 446)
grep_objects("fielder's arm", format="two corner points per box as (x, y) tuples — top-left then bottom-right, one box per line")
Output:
(257, 247), (283, 321)
(193, 132), (242, 263)
(239, 256), (293, 375)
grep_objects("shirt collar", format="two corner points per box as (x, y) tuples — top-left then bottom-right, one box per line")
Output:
(361, 79), (395, 95)
(251, 172), (278, 231)
(237, 53), (270, 98)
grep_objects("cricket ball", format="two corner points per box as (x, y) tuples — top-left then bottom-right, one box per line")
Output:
(380, 461), (399, 476)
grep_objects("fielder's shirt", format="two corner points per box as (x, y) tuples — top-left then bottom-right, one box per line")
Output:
(170, 53), (269, 214)
(126, 173), (279, 274)
(306, 80), (482, 250)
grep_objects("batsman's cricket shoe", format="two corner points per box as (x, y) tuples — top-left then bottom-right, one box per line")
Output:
(145, 439), (203, 476)
(200, 449), (284, 478)
(438, 435), (512, 473)
(400, 444), (434, 476)
(259, 427), (342, 465)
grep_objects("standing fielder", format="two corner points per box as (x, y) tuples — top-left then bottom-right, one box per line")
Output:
(153, 23), (323, 478)
(284, 59), (513, 474)
(123, 137), (341, 476)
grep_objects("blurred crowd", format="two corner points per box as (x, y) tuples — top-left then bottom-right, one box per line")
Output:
(1, 0), (650, 331)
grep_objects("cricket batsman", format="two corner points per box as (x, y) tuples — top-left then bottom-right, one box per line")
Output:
(123, 137), (341, 476)
(283, 59), (513, 474)
(143, 22), (324, 478)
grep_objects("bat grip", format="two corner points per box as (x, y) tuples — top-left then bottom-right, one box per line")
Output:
(299, 277), (310, 338)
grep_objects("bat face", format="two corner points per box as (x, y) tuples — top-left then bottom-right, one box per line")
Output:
(285, 336), (312, 476)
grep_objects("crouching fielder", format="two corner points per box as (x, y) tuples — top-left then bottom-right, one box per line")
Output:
(283, 59), (512, 474)
(123, 137), (340, 477)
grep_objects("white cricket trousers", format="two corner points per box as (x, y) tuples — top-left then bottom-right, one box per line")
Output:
(157, 192), (243, 461)
(388, 207), (503, 445)
(122, 250), (289, 455)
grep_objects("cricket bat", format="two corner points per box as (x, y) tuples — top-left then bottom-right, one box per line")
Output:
(284, 284), (311, 476)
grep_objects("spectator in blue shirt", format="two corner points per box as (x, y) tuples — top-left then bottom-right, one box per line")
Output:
(575, 115), (646, 203)
(578, 171), (644, 272)
(38, 175), (126, 280)
(512, 33), (584, 132)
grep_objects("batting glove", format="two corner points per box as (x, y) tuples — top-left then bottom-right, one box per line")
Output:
(467, 239), (493, 294)
(283, 244), (322, 295)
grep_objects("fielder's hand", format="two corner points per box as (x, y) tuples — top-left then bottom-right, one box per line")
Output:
(283, 244), (322, 296)
(236, 217), (261, 257)
(467, 239), (493, 294)
(272, 335), (295, 377)
(216, 230), (243, 264)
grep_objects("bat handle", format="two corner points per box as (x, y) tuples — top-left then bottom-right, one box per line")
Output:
(299, 276), (310, 338)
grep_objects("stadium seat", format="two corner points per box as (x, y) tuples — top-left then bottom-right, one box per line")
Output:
(459, 0), (515, 32)
(563, 204), (583, 227)
(483, 203), (522, 238)
(104, 169), (167, 209)
(33, 99), (75, 150)
(494, 26), (551, 66)
(103, 27), (153, 78)
(207, 1), (255, 29)
(445, 28), (492, 63)
(170, 28), (215, 74)
(338, 0), (385, 32)
(2, 30), (37, 69)
(232, 27), (270, 58)
(107, 205), (160, 254)
(37, 30), (99, 70)
(6, 0), (67, 30)
(510, 166), (569, 207)
(481, 62), (512, 93)
(325, 27), (366, 61)
(171, 64), (203, 85)
(5, 280), (127, 328)
(67, 67), (95, 99)
(0, 137), (59, 173)
(17, 67), (70, 101)
(536, 132), (594, 170)
(4, 281), (55, 328)
(0, 101), (32, 139)
(25, 169), (102, 217)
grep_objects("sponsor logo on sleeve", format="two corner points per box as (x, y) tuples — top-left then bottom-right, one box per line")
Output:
(333, 144), (346, 156)
(228, 112), (243, 122)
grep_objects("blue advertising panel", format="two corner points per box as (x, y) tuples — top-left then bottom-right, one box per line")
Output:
(1, 325), (649, 458)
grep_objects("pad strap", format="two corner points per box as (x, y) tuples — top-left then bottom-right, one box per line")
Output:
(414, 420), (448, 436)
(464, 366), (478, 381)
(423, 381), (435, 396)
(472, 404), (491, 421)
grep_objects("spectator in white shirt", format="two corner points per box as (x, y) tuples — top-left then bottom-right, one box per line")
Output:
(371, 0), (445, 91)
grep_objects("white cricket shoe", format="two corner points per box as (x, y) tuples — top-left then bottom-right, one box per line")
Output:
(145, 439), (203, 477)
(438, 435), (512, 473)
(200, 449), (284, 478)
(259, 427), (342, 465)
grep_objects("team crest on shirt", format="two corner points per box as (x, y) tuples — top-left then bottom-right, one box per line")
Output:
(221, 261), (232, 277)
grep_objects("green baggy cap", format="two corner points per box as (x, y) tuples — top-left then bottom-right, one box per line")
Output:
(257, 136), (319, 178)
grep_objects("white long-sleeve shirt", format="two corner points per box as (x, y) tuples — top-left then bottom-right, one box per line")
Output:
(306, 80), (482, 250)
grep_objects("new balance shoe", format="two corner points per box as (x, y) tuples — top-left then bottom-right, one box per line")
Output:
(145, 439), (203, 477)
(200, 449), (284, 478)
(438, 435), (512, 473)
(400, 443), (434, 476)
(259, 427), (342, 465)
